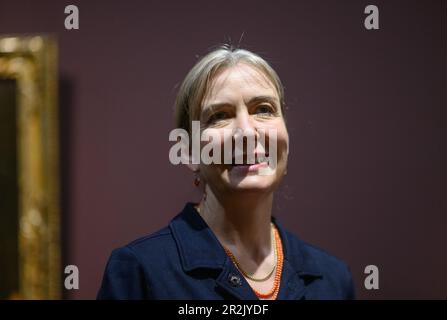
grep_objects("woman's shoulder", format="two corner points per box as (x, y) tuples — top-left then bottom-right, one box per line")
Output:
(97, 225), (178, 299)
(109, 225), (177, 264)
(281, 227), (351, 273)
(103, 202), (205, 269)
(279, 227), (355, 299)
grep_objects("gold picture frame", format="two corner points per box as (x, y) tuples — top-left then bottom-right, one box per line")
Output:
(0, 35), (60, 299)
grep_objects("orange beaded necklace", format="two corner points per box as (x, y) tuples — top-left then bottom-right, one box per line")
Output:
(224, 224), (283, 300)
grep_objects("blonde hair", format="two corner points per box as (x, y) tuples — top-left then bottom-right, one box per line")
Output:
(174, 44), (286, 133)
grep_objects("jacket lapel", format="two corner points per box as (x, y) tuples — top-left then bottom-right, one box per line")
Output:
(170, 203), (323, 300)
(273, 218), (323, 300)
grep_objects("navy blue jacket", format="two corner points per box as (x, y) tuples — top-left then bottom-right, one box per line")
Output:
(97, 203), (355, 300)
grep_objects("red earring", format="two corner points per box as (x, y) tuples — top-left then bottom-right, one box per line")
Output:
(194, 175), (200, 186)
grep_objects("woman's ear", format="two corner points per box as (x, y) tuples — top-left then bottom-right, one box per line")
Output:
(178, 137), (200, 171)
(183, 146), (200, 173)
(186, 163), (199, 172)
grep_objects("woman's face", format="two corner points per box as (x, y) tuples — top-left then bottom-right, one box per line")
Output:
(197, 62), (289, 197)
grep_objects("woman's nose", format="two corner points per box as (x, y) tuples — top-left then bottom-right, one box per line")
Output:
(232, 110), (259, 158)
(233, 110), (257, 136)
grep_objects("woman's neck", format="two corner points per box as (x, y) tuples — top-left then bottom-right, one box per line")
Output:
(196, 185), (274, 264)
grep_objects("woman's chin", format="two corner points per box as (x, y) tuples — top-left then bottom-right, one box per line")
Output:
(224, 171), (278, 193)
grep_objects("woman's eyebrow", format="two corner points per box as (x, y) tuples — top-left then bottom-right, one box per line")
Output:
(202, 102), (232, 113)
(246, 95), (279, 106)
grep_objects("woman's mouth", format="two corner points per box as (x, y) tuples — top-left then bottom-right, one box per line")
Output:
(230, 161), (268, 173)
(227, 152), (270, 173)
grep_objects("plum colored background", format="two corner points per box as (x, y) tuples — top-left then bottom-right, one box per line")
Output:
(1, 0), (446, 299)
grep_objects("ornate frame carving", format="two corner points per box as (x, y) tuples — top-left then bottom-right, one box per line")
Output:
(0, 35), (60, 299)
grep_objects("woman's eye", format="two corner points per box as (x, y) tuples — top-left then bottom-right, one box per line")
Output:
(255, 105), (274, 115)
(208, 111), (228, 123)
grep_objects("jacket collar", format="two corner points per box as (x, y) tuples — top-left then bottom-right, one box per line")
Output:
(170, 202), (227, 271)
(169, 202), (322, 299)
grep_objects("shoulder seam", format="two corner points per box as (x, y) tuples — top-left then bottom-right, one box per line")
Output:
(127, 229), (171, 247)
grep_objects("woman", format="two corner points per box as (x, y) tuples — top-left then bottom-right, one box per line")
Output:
(97, 45), (355, 300)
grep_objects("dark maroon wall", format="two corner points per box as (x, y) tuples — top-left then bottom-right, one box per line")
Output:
(1, 0), (446, 299)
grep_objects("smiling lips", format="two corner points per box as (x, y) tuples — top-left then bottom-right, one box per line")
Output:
(230, 161), (268, 174)
(229, 153), (269, 173)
